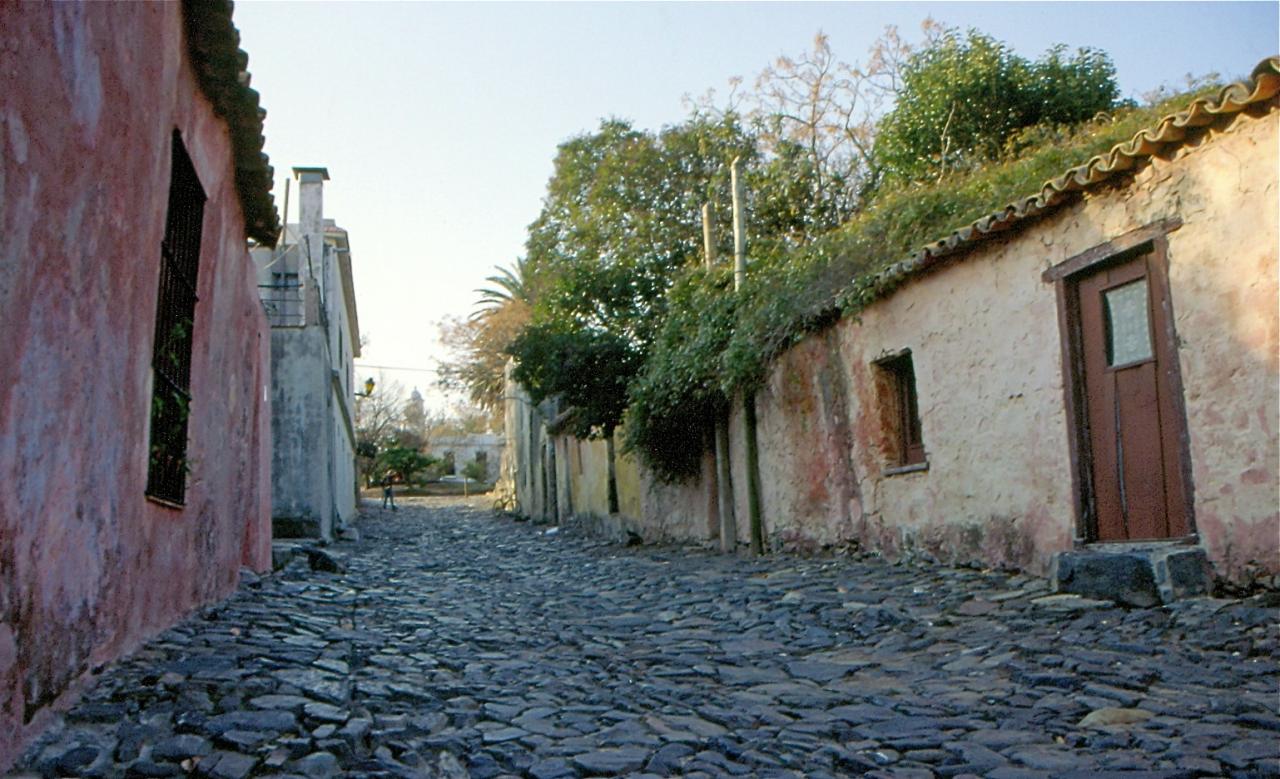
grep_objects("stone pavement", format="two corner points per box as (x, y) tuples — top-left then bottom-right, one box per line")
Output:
(11, 498), (1279, 779)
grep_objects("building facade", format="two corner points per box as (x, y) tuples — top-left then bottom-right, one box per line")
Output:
(428, 433), (506, 482)
(508, 62), (1280, 594)
(253, 169), (361, 541)
(0, 1), (277, 769)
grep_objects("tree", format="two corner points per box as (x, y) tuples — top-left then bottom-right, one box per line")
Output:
(436, 297), (530, 420)
(873, 27), (1121, 182)
(354, 377), (437, 485)
(376, 445), (437, 484)
(690, 24), (933, 228)
(354, 376), (404, 453)
(473, 259), (529, 319)
(510, 116), (756, 436)
(437, 255), (534, 425)
(749, 31), (866, 229)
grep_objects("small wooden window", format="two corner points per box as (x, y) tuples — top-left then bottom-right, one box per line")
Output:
(146, 132), (206, 505)
(877, 351), (926, 468)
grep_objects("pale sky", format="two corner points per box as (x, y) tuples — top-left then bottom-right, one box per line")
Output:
(232, 1), (1278, 414)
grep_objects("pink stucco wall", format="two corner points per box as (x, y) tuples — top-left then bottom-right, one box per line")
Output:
(0, 3), (271, 769)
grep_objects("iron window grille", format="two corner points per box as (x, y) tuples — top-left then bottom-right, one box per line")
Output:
(260, 270), (304, 326)
(146, 131), (206, 505)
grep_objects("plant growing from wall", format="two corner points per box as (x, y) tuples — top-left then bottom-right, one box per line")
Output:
(626, 88), (1212, 480)
(496, 26), (1213, 486)
(873, 27), (1123, 183)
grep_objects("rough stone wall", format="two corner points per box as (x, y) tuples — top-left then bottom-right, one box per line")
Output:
(636, 452), (719, 544)
(756, 109), (1277, 577)
(0, 3), (271, 769)
(528, 426), (715, 544)
(822, 207), (1074, 573)
(564, 437), (610, 520)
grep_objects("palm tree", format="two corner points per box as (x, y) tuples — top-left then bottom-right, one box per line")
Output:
(471, 259), (529, 320)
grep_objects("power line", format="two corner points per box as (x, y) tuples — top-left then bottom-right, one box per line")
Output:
(354, 363), (440, 374)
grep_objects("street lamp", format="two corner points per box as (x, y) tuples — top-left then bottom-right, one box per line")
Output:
(355, 377), (375, 397)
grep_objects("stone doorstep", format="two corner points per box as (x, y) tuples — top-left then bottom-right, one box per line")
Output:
(1050, 545), (1213, 607)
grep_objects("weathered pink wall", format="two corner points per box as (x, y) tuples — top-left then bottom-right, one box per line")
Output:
(0, 3), (271, 769)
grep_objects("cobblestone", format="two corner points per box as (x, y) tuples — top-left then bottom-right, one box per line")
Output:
(11, 497), (1280, 778)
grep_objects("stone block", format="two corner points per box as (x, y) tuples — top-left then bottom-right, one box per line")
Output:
(1052, 546), (1214, 606)
(271, 543), (303, 571)
(1151, 547), (1213, 602)
(1050, 551), (1160, 607)
(304, 548), (348, 574)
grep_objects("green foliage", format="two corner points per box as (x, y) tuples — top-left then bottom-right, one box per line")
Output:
(376, 445), (437, 483)
(507, 323), (642, 438)
(873, 28), (1122, 182)
(624, 268), (739, 480)
(525, 116), (760, 342)
(629, 92), (1207, 479)
(514, 113), (826, 438)
(505, 25), (1208, 484)
(462, 460), (488, 482)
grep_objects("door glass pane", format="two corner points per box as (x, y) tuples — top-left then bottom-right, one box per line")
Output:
(1105, 279), (1153, 366)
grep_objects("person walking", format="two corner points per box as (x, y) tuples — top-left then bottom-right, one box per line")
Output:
(381, 471), (397, 510)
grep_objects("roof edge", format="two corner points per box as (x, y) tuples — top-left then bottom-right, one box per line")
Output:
(875, 55), (1280, 291)
(182, 0), (281, 245)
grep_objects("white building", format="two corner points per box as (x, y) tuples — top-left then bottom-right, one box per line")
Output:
(428, 433), (506, 482)
(252, 167), (360, 541)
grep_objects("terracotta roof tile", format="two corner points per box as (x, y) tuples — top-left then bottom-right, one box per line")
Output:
(878, 56), (1280, 287)
(182, 0), (281, 245)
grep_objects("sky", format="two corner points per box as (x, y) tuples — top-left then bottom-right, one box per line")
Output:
(232, 1), (1278, 415)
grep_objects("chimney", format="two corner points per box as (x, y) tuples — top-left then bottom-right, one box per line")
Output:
(292, 166), (329, 279)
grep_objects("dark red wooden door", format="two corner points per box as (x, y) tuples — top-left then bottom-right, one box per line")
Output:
(1076, 251), (1190, 541)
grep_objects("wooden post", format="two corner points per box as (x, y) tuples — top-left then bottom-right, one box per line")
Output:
(715, 417), (737, 553)
(731, 158), (746, 292)
(702, 203), (716, 271)
(605, 432), (620, 515)
(730, 158), (765, 555)
(702, 201), (738, 552)
(744, 396), (765, 555)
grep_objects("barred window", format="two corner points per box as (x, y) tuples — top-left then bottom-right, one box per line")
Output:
(146, 131), (206, 505)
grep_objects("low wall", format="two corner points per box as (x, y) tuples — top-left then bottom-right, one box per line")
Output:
(507, 108), (1279, 586)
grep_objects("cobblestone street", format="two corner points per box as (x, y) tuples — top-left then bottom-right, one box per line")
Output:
(13, 498), (1279, 779)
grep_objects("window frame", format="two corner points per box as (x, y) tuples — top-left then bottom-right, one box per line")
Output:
(874, 349), (929, 475)
(145, 131), (206, 507)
